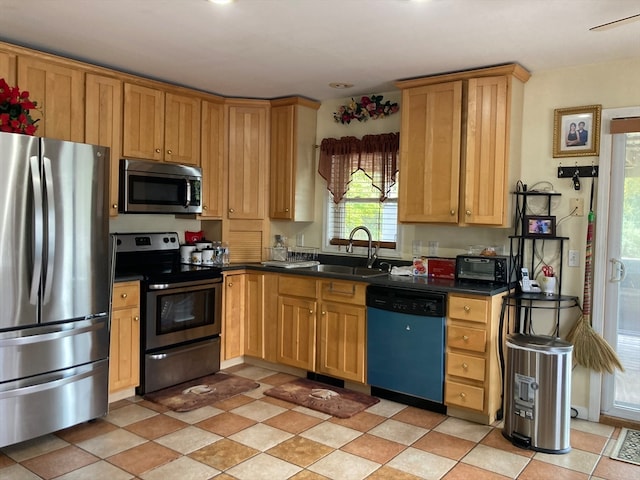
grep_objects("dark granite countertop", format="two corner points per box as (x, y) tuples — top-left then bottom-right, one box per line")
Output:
(222, 262), (510, 297)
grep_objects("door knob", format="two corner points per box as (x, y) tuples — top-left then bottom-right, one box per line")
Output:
(121, 293), (128, 299)
(155, 148), (161, 153)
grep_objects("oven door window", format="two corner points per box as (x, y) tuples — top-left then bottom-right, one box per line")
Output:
(129, 174), (186, 206)
(156, 288), (215, 334)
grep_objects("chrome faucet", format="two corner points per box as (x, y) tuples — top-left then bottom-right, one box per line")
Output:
(347, 226), (378, 268)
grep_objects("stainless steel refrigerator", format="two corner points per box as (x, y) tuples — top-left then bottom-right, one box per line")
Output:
(0, 131), (112, 448)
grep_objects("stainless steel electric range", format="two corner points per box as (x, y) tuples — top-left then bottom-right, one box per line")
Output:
(114, 232), (222, 394)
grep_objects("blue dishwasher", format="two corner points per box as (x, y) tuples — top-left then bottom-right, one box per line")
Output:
(367, 285), (446, 406)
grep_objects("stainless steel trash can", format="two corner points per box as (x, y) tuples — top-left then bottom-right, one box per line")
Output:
(503, 333), (573, 454)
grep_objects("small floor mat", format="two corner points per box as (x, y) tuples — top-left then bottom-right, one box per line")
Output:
(610, 428), (640, 466)
(263, 378), (379, 418)
(144, 372), (259, 412)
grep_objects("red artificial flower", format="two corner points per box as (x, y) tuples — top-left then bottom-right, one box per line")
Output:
(0, 78), (39, 135)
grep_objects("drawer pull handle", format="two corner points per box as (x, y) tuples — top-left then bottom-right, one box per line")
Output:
(462, 335), (469, 341)
(309, 310), (313, 314)
(462, 362), (468, 369)
(450, 209), (455, 216)
(466, 210), (472, 216)
(134, 316), (139, 322)
(464, 305), (471, 312)
(121, 293), (128, 299)
(229, 208), (234, 213)
(167, 149), (172, 155)
(112, 203), (118, 209)
(155, 148), (161, 153)
(228, 283), (233, 287)
(459, 392), (466, 399)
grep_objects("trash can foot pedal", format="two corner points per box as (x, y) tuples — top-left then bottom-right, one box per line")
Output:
(511, 432), (531, 450)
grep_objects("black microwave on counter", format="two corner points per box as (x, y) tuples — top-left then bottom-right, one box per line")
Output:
(455, 254), (512, 285)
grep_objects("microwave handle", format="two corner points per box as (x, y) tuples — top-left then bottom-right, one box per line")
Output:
(185, 179), (191, 207)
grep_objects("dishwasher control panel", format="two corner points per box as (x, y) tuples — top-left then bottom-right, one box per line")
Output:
(366, 286), (446, 317)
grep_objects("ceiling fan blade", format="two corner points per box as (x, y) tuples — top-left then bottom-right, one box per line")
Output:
(590, 13), (640, 31)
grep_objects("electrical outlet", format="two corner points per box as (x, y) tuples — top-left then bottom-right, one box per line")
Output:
(570, 198), (584, 216)
(569, 250), (580, 267)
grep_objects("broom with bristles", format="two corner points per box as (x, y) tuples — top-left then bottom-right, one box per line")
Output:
(567, 179), (624, 374)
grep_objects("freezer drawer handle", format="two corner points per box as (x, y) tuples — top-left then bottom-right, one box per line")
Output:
(0, 321), (105, 347)
(0, 363), (99, 400)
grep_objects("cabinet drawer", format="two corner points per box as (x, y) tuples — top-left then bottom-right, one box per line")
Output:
(112, 282), (140, 309)
(278, 275), (317, 298)
(449, 295), (489, 324)
(447, 325), (486, 353)
(447, 352), (485, 381)
(319, 280), (366, 305)
(445, 380), (484, 411)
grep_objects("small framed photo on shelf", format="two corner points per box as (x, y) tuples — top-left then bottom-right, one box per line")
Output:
(523, 215), (556, 238)
(552, 104), (601, 158)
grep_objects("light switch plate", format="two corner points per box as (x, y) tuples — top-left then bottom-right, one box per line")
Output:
(569, 250), (580, 267)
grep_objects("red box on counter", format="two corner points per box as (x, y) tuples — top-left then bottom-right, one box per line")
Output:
(427, 258), (456, 279)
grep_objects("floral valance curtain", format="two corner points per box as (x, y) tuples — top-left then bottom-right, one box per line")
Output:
(318, 132), (399, 204)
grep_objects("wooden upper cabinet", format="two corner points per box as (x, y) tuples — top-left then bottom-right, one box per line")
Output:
(0, 49), (16, 84)
(226, 100), (269, 220)
(17, 56), (84, 142)
(396, 63), (529, 227)
(123, 83), (165, 161)
(200, 99), (226, 218)
(85, 74), (123, 217)
(398, 81), (462, 223)
(461, 76), (508, 226)
(123, 83), (201, 164)
(269, 98), (319, 221)
(164, 92), (201, 165)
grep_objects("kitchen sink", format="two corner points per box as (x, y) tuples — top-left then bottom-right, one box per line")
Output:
(305, 264), (388, 278)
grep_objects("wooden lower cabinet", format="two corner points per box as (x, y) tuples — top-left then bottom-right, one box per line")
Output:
(223, 272), (245, 361)
(317, 280), (367, 383)
(445, 292), (506, 424)
(109, 281), (140, 393)
(276, 275), (317, 370)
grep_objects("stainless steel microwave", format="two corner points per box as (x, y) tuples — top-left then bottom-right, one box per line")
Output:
(119, 158), (202, 214)
(455, 254), (512, 284)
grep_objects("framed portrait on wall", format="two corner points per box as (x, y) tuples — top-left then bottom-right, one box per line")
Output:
(552, 105), (601, 158)
(523, 215), (557, 238)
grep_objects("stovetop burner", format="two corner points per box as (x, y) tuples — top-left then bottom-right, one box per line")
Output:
(114, 232), (222, 283)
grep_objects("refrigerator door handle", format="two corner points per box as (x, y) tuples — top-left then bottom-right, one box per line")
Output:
(29, 155), (44, 305)
(42, 156), (56, 305)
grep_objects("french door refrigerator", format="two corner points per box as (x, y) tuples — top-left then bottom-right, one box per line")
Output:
(0, 131), (112, 448)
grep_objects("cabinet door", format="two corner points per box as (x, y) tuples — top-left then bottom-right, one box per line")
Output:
(270, 104), (295, 219)
(223, 273), (245, 360)
(85, 74), (123, 217)
(244, 273), (264, 358)
(164, 92), (201, 165)
(123, 83), (164, 161)
(277, 295), (316, 370)
(200, 99), (225, 218)
(109, 306), (140, 393)
(0, 49), (16, 84)
(17, 56), (84, 142)
(227, 103), (268, 219)
(462, 76), (509, 225)
(398, 81), (462, 223)
(318, 302), (366, 383)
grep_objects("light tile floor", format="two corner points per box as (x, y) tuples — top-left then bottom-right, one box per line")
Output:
(1, 363), (639, 480)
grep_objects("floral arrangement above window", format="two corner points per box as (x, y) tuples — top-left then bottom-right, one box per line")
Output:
(0, 78), (39, 135)
(333, 95), (399, 124)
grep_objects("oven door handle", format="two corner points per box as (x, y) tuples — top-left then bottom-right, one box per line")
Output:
(148, 284), (171, 290)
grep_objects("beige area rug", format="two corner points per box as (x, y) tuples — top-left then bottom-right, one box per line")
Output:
(144, 372), (260, 412)
(611, 428), (640, 466)
(263, 378), (379, 419)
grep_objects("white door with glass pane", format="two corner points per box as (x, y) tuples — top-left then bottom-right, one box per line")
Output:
(595, 107), (640, 422)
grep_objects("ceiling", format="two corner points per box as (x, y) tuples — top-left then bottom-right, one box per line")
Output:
(1, 0), (639, 101)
